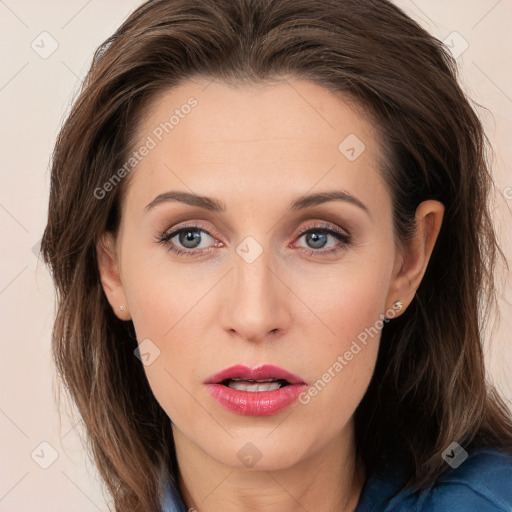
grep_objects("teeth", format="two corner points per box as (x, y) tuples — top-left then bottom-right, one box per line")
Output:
(227, 380), (281, 392)
(231, 379), (277, 382)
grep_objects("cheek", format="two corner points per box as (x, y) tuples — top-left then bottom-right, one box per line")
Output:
(121, 239), (214, 340)
(120, 249), (216, 421)
(293, 252), (392, 349)
(290, 258), (391, 420)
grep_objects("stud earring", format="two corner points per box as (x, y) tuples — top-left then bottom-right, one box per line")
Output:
(119, 305), (126, 312)
(393, 300), (403, 311)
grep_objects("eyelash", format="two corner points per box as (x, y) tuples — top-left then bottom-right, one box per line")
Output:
(156, 222), (351, 257)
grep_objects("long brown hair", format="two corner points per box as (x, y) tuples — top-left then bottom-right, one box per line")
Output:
(41, 0), (512, 510)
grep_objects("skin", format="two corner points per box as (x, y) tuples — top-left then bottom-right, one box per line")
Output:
(97, 78), (444, 512)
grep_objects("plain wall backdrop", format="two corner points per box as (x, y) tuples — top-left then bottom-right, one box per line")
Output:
(1, 1), (511, 510)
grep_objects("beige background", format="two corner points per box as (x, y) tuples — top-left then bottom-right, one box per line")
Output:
(0, 1), (511, 510)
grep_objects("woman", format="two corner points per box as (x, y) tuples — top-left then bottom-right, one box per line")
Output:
(41, 0), (512, 510)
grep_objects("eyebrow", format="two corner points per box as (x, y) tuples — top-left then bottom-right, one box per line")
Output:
(145, 190), (370, 217)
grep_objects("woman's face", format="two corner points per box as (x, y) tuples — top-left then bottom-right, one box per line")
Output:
(109, 78), (403, 470)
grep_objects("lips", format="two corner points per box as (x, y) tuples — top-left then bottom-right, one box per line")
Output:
(206, 364), (305, 386)
(205, 365), (307, 416)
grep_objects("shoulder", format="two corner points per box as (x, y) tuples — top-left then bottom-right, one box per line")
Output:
(357, 448), (512, 512)
(414, 448), (512, 512)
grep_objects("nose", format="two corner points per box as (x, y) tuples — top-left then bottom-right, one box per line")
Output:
(219, 250), (292, 344)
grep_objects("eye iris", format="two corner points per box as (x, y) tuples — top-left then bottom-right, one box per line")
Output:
(179, 229), (201, 249)
(306, 231), (327, 249)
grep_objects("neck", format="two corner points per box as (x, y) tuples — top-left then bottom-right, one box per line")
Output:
(173, 419), (365, 512)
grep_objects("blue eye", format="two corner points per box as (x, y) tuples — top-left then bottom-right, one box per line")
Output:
(157, 222), (351, 257)
(158, 226), (216, 256)
(295, 224), (351, 255)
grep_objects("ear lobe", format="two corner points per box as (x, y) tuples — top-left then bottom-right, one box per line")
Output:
(96, 232), (131, 320)
(386, 200), (444, 313)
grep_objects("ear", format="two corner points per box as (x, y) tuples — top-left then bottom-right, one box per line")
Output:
(385, 200), (444, 315)
(96, 232), (131, 321)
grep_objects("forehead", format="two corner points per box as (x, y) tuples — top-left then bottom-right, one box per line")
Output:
(124, 78), (389, 217)
(135, 78), (381, 157)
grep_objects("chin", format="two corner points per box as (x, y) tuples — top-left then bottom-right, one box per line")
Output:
(205, 433), (312, 472)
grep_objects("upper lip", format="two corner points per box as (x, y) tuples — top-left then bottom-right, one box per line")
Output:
(205, 364), (306, 385)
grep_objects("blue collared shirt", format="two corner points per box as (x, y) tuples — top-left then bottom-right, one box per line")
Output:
(161, 448), (512, 511)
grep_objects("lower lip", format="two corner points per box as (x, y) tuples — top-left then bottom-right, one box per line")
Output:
(206, 383), (308, 416)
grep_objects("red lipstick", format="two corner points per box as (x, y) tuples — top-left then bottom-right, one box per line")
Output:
(205, 364), (307, 416)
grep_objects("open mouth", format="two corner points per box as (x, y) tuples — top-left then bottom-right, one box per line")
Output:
(206, 365), (307, 415)
(220, 378), (291, 392)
